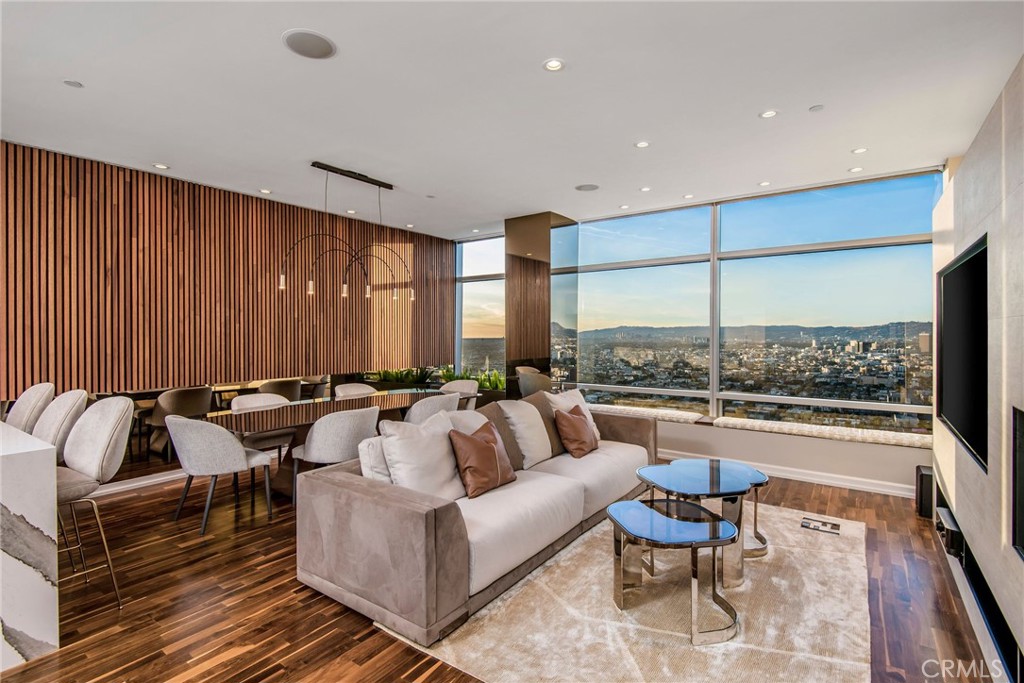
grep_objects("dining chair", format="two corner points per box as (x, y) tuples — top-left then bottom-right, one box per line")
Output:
(259, 378), (301, 402)
(516, 366), (541, 376)
(291, 406), (379, 504)
(334, 383), (378, 399)
(146, 387), (214, 460)
(231, 393), (296, 465)
(5, 382), (55, 433)
(404, 393), (459, 424)
(440, 379), (479, 410)
(166, 416), (273, 536)
(519, 372), (554, 398)
(32, 389), (88, 463)
(57, 396), (133, 609)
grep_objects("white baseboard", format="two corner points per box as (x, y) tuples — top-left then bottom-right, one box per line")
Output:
(659, 448), (916, 498)
(95, 468), (188, 496)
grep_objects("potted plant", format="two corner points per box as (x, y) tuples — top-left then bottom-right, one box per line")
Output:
(363, 367), (434, 391)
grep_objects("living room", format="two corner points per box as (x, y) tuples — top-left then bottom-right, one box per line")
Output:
(1, 2), (1022, 682)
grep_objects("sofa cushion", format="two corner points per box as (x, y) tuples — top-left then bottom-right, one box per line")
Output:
(455, 470), (584, 595)
(380, 414), (467, 501)
(450, 422), (516, 498)
(358, 436), (390, 482)
(476, 403), (525, 470)
(544, 389), (601, 440)
(522, 392), (565, 457)
(528, 441), (647, 518)
(498, 400), (553, 469)
(554, 405), (599, 458)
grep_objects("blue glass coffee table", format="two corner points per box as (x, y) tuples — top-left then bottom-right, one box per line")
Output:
(637, 462), (755, 588)
(607, 498), (739, 645)
(670, 458), (770, 558)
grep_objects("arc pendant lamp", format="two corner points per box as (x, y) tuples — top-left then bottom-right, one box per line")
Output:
(277, 162), (415, 302)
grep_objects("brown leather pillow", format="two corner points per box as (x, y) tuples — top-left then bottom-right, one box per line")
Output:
(553, 405), (598, 458)
(449, 422), (517, 498)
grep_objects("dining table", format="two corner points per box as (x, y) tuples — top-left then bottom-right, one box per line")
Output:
(204, 389), (446, 497)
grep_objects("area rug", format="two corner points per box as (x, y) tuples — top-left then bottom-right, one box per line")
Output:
(382, 503), (870, 683)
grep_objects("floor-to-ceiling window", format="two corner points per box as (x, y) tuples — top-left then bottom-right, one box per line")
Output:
(549, 172), (941, 432)
(456, 237), (505, 374)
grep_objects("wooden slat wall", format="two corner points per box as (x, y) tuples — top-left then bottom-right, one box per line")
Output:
(505, 253), (551, 364)
(0, 141), (456, 400)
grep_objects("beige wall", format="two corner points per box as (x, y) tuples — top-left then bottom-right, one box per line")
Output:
(933, 56), (1024, 650)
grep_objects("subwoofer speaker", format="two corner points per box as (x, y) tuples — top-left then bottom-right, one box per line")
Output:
(916, 465), (934, 518)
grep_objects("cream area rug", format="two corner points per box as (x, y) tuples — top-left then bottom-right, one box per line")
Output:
(385, 503), (870, 683)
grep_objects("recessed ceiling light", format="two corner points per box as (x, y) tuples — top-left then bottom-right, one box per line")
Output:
(472, 229), (480, 233)
(683, 194), (694, 199)
(259, 188), (272, 194)
(758, 181), (771, 187)
(808, 104), (825, 113)
(634, 141), (649, 149)
(848, 167), (863, 173)
(152, 163), (170, 170)
(575, 184), (599, 192)
(619, 205), (630, 210)
(543, 58), (564, 72)
(526, 252), (533, 256)
(759, 110), (778, 119)
(639, 187), (651, 192)
(851, 147), (868, 154)
(406, 224), (414, 228)
(346, 209), (357, 214)
(282, 29), (336, 59)
(62, 79), (84, 88)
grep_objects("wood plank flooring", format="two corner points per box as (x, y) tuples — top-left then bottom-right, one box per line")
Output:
(4, 472), (982, 683)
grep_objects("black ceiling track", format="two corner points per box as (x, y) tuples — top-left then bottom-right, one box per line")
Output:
(310, 161), (393, 190)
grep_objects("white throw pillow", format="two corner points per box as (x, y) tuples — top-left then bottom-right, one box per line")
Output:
(498, 400), (554, 469)
(545, 389), (601, 440)
(358, 436), (391, 482)
(380, 414), (466, 500)
(446, 410), (488, 435)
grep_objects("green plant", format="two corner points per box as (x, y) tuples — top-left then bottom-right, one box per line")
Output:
(363, 367), (433, 384)
(475, 370), (506, 391)
(438, 365), (474, 383)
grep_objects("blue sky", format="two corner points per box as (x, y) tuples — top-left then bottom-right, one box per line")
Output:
(465, 174), (940, 336)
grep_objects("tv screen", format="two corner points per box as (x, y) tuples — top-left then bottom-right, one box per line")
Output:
(938, 236), (988, 468)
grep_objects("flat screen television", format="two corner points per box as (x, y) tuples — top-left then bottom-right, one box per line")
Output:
(937, 235), (988, 468)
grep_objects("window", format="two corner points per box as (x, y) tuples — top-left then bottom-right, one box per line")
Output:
(719, 174), (941, 252)
(719, 244), (934, 408)
(577, 264), (710, 392)
(579, 206), (711, 265)
(542, 173), (937, 433)
(457, 238), (505, 374)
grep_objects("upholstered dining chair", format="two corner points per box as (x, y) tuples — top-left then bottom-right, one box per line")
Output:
(146, 387), (214, 460)
(231, 393), (296, 464)
(258, 379), (301, 402)
(301, 375), (330, 400)
(519, 372), (554, 398)
(334, 383), (378, 399)
(32, 389), (88, 463)
(5, 381), (55, 433)
(57, 396), (133, 609)
(515, 366), (541, 377)
(166, 416), (273, 536)
(440, 379), (479, 410)
(404, 393), (459, 424)
(291, 406), (379, 504)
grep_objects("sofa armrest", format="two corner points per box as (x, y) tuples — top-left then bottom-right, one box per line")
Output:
(592, 412), (657, 464)
(296, 465), (470, 643)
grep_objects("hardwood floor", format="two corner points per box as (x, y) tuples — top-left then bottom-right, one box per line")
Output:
(4, 472), (982, 683)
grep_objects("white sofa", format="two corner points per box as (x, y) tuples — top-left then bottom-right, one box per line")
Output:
(295, 393), (657, 646)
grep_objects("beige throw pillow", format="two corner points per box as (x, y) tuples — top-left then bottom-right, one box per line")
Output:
(380, 413), (467, 500)
(498, 400), (554, 469)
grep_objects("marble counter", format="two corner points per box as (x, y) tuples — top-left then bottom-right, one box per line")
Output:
(0, 422), (58, 670)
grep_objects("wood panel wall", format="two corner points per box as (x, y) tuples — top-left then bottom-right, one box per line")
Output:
(1, 141), (455, 399)
(505, 254), (551, 366)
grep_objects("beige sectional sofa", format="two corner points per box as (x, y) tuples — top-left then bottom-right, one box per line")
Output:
(295, 393), (657, 646)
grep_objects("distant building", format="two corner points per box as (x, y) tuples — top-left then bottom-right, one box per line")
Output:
(918, 332), (932, 353)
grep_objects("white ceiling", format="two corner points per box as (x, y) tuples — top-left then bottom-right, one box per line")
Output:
(2, 2), (1022, 241)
